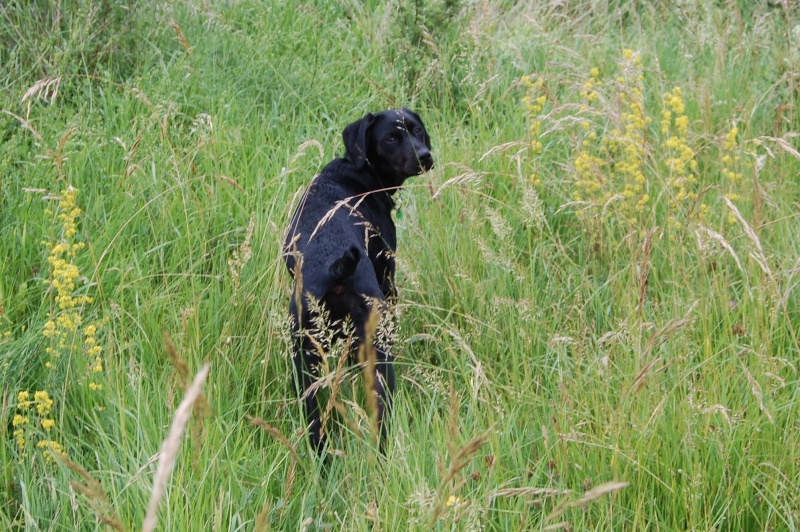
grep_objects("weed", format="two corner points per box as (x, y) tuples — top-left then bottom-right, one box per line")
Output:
(1, 1), (799, 530)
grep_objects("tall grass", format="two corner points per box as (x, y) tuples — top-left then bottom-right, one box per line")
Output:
(2, 0), (799, 529)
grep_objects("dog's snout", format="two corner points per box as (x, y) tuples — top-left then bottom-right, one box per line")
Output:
(419, 152), (434, 171)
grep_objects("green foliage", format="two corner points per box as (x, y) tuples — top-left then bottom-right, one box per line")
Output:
(1, 0), (799, 529)
(0, 0), (155, 85)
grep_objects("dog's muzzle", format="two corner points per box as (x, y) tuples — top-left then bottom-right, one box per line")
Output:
(418, 153), (434, 173)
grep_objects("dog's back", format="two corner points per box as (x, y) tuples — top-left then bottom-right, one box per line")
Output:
(283, 156), (395, 291)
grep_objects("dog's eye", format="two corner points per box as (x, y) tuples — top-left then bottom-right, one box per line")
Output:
(413, 127), (423, 136)
(385, 134), (398, 143)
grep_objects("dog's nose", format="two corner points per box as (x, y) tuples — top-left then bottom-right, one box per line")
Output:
(419, 152), (434, 171)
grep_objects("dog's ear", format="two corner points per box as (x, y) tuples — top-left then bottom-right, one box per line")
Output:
(403, 107), (431, 149)
(343, 113), (374, 169)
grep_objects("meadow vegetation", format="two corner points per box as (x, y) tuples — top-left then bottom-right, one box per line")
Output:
(1, 0), (799, 529)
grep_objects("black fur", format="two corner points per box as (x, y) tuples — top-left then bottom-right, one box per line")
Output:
(284, 108), (433, 453)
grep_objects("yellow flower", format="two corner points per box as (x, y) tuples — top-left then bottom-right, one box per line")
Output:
(17, 391), (30, 408)
(43, 187), (105, 387)
(35, 390), (53, 416)
(724, 127), (739, 151)
(43, 319), (56, 337)
(522, 75), (550, 155)
(722, 125), (745, 223)
(87, 344), (103, 357)
(660, 87), (704, 225)
(14, 428), (26, 453)
(37, 439), (66, 464)
(446, 495), (462, 507)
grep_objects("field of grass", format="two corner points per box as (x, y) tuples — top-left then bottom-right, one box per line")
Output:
(2, 0), (799, 529)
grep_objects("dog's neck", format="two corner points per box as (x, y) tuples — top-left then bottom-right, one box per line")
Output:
(367, 164), (401, 210)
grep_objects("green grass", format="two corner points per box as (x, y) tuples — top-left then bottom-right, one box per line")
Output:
(2, 0), (799, 529)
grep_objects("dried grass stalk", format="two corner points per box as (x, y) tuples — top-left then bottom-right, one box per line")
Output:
(739, 360), (774, 424)
(545, 481), (629, 523)
(254, 499), (271, 532)
(247, 416), (299, 499)
(2, 110), (43, 141)
(21, 76), (62, 105)
(59, 454), (127, 531)
(429, 430), (489, 525)
(142, 363), (211, 532)
(479, 141), (528, 162)
(695, 225), (743, 272)
(163, 331), (211, 467)
(432, 164), (487, 199)
(321, 336), (353, 431)
(723, 197), (763, 254)
(489, 487), (571, 502)
(308, 197), (359, 243)
(247, 416), (300, 464)
(757, 134), (800, 160)
(170, 22), (192, 56)
(163, 331), (189, 381)
(289, 140), (324, 167)
(358, 308), (381, 442)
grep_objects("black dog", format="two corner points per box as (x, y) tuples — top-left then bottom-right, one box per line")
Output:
(284, 108), (433, 453)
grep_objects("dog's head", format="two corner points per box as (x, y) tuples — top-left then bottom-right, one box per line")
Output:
(342, 108), (434, 187)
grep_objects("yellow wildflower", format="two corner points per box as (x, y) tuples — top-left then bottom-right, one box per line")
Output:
(522, 75), (549, 154)
(660, 87), (703, 225)
(581, 67), (602, 103)
(722, 125), (745, 223)
(446, 495), (462, 507)
(724, 127), (739, 151)
(37, 440), (66, 464)
(35, 390), (54, 416)
(18, 391), (31, 408)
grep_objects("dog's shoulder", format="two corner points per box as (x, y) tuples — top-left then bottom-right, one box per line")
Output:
(285, 159), (363, 248)
(316, 157), (380, 195)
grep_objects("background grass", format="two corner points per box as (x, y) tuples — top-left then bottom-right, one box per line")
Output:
(1, 0), (799, 529)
